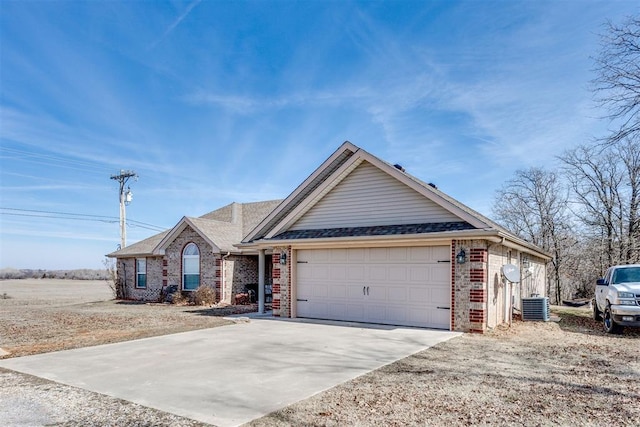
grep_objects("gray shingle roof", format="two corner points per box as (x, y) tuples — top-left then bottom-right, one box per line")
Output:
(271, 222), (475, 240)
(107, 200), (282, 258)
(106, 230), (170, 257)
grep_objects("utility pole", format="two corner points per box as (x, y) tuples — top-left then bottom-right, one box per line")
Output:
(110, 170), (138, 248)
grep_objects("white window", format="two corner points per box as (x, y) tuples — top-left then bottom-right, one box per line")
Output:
(136, 258), (147, 289)
(182, 243), (200, 291)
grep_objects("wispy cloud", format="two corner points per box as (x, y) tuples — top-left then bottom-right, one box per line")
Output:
(149, 0), (202, 50)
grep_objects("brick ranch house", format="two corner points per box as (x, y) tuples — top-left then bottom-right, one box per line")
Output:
(109, 141), (550, 333)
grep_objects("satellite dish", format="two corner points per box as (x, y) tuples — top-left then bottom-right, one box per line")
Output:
(502, 264), (521, 283)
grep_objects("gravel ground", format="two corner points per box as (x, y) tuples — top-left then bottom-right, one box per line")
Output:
(0, 368), (209, 427)
(1, 279), (639, 426)
(249, 307), (640, 427)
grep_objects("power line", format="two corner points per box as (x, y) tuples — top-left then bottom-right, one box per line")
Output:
(0, 207), (166, 232)
(0, 147), (115, 174)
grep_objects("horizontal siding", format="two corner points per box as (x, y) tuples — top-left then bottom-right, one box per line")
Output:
(291, 162), (461, 230)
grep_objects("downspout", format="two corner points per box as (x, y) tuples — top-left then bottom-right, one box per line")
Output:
(221, 252), (231, 303)
(121, 261), (127, 300)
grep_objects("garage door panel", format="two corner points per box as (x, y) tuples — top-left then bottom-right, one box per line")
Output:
(367, 286), (387, 302)
(431, 246), (450, 261)
(366, 304), (387, 323)
(409, 246), (430, 262)
(410, 266), (429, 282)
(386, 306), (408, 323)
(347, 266), (365, 280)
(347, 248), (365, 262)
(431, 267), (450, 283)
(388, 266), (407, 281)
(298, 301), (327, 318)
(312, 284), (328, 298)
(369, 266), (387, 281)
(388, 286), (407, 302)
(328, 303), (347, 318)
(329, 285), (347, 298)
(389, 247), (408, 261)
(297, 247), (451, 329)
(431, 309), (451, 327)
(304, 249), (329, 262)
(311, 266), (329, 280)
(369, 248), (387, 262)
(431, 287), (450, 305)
(347, 285), (366, 299)
(330, 249), (348, 262)
(408, 286), (428, 303)
(344, 303), (364, 321)
(297, 264), (312, 280)
(330, 265), (346, 280)
(406, 307), (429, 324)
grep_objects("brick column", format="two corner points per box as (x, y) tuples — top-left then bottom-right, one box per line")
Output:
(468, 247), (488, 333)
(271, 246), (291, 317)
(453, 240), (489, 333)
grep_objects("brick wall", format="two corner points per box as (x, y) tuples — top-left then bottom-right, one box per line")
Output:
(165, 225), (219, 299)
(221, 255), (259, 304)
(271, 246), (291, 317)
(453, 240), (488, 333)
(117, 256), (163, 301)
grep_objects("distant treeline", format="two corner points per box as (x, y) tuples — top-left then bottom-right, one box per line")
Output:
(0, 268), (109, 281)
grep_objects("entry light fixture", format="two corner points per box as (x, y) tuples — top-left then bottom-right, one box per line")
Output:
(456, 248), (466, 264)
(522, 255), (530, 269)
(280, 252), (287, 265)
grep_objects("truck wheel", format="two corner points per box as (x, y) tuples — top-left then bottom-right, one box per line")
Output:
(592, 300), (602, 321)
(603, 305), (623, 334)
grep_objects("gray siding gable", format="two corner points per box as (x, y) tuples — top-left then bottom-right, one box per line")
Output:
(290, 161), (463, 230)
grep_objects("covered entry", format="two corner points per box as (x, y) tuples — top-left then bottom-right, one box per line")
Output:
(296, 246), (451, 329)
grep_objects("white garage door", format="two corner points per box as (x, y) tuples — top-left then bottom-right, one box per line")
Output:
(296, 246), (451, 329)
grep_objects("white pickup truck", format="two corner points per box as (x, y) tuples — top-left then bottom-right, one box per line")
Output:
(593, 264), (640, 334)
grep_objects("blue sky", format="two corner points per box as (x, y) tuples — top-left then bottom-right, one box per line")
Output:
(1, 0), (637, 269)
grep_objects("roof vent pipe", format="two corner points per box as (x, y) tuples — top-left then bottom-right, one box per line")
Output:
(428, 183), (438, 189)
(393, 164), (405, 172)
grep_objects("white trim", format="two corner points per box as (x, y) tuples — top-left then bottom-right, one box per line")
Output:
(246, 144), (491, 245)
(265, 158), (364, 238)
(154, 217), (221, 255)
(135, 258), (147, 289)
(242, 141), (358, 243)
(182, 242), (201, 291)
(240, 228), (551, 260)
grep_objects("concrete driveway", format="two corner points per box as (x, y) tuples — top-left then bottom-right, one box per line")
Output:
(0, 317), (460, 427)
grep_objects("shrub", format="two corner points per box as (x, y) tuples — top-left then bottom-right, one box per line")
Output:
(171, 291), (188, 305)
(192, 285), (216, 306)
(103, 258), (126, 299)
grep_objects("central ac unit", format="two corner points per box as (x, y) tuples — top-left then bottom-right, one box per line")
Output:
(521, 297), (550, 321)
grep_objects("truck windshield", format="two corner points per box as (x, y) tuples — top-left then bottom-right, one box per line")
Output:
(612, 267), (640, 284)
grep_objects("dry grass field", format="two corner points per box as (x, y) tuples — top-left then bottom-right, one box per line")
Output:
(0, 279), (256, 358)
(1, 279), (639, 426)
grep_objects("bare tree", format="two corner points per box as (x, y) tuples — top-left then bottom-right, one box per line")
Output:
(593, 17), (640, 144)
(493, 167), (571, 303)
(559, 140), (640, 268)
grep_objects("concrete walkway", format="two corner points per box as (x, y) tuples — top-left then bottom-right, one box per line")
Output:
(0, 317), (460, 427)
